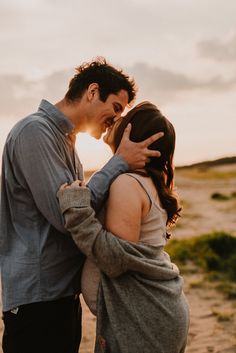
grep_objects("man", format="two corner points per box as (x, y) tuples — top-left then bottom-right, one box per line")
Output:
(0, 58), (163, 353)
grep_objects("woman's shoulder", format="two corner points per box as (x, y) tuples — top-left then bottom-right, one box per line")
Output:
(110, 172), (152, 207)
(111, 173), (142, 191)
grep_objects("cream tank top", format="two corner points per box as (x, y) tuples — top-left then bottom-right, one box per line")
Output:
(81, 173), (168, 315)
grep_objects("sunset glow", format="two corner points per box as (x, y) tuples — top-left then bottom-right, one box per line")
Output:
(0, 0), (235, 170)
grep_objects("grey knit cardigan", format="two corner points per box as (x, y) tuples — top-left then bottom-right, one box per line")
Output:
(58, 187), (189, 353)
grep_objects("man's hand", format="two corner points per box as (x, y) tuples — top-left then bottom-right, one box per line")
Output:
(115, 123), (164, 170)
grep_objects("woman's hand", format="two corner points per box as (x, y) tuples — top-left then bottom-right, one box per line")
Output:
(59, 180), (85, 191)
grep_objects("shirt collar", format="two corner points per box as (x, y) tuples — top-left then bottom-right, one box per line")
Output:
(38, 99), (75, 136)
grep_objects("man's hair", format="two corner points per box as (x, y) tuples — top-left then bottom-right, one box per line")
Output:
(65, 57), (136, 104)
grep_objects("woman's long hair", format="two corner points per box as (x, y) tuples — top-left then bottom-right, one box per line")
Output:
(114, 102), (181, 226)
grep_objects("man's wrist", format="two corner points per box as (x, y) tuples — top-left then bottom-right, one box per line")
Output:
(110, 154), (129, 172)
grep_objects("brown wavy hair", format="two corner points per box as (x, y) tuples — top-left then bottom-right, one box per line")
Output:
(114, 102), (181, 226)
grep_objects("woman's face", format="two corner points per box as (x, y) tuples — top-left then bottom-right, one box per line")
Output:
(103, 116), (124, 152)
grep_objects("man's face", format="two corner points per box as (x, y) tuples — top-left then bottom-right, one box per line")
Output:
(103, 116), (123, 153)
(87, 89), (129, 139)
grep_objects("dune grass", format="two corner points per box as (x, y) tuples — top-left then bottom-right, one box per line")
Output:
(211, 192), (230, 201)
(166, 232), (236, 298)
(178, 168), (236, 180)
(211, 191), (236, 201)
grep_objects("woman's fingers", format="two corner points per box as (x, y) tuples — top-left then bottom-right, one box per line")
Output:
(59, 183), (68, 190)
(70, 180), (85, 188)
(59, 180), (85, 191)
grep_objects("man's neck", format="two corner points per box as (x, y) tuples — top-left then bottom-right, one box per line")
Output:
(55, 98), (85, 133)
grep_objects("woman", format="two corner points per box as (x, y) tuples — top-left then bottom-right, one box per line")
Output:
(58, 102), (189, 353)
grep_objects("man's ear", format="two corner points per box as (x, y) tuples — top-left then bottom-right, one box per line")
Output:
(87, 83), (99, 102)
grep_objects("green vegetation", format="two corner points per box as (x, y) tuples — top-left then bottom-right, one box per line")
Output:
(177, 156), (236, 169)
(176, 157), (236, 179)
(166, 232), (236, 279)
(178, 168), (236, 180)
(215, 283), (236, 300)
(211, 192), (230, 201)
(211, 191), (236, 201)
(166, 232), (236, 298)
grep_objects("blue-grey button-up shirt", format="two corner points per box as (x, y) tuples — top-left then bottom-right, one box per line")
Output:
(0, 99), (128, 311)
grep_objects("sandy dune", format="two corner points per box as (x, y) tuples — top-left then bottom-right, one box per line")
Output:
(174, 167), (236, 239)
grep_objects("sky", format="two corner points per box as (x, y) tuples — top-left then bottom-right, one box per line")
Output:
(0, 0), (236, 170)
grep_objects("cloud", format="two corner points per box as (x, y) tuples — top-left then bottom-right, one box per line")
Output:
(128, 62), (236, 101)
(1, 0), (236, 81)
(0, 62), (236, 119)
(0, 74), (37, 117)
(198, 34), (236, 62)
(0, 70), (72, 118)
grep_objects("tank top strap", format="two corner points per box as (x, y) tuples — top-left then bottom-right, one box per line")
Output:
(125, 173), (153, 205)
(125, 173), (167, 215)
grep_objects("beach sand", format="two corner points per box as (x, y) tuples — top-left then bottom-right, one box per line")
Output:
(1, 165), (236, 352)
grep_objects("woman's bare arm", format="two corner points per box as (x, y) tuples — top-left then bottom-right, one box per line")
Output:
(105, 174), (149, 242)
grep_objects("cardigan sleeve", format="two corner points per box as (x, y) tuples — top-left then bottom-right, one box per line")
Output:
(57, 187), (127, 278)
(57, 187), (180, 281)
